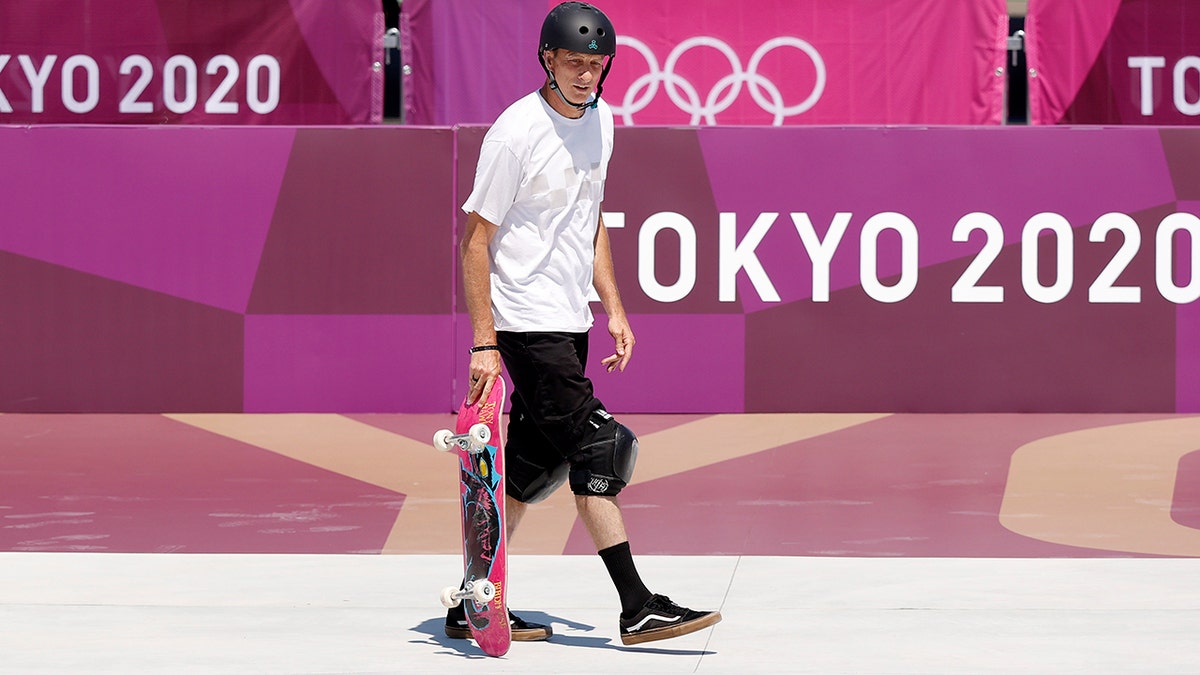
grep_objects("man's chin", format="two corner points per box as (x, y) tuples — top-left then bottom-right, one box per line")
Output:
(565, 89), (594, 106)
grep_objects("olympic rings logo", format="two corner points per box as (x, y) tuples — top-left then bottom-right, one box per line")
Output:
(610, 36), (827, 126)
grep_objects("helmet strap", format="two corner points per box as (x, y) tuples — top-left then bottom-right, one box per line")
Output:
(539, 50), (614, 111)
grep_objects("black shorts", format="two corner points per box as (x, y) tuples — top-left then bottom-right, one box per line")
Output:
(497, 331), (606, 501)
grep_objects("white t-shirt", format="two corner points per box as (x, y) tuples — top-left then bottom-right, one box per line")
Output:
(462, 91), (615, 333)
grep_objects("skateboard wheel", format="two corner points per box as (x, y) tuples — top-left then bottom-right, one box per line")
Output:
(432, 429), (454, 452)
(440, 586), (461, 608)
(469, 423), (491, 446)
(470, 579), (496, 604)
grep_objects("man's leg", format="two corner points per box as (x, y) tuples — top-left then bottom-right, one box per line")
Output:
(575, 494), (653, 618)
(506, 494), (528, 540)
(445, 493), (551, 641)
(575, 494), (626, 549)
(499, 332), (720, 644)
(573, 452), (722, 647)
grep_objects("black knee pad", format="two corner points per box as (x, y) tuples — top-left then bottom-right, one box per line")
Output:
(508, 461), (569, 505)
(569, 410), (638, 496)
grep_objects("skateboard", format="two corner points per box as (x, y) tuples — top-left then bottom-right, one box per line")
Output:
(432, 377), (510, 657)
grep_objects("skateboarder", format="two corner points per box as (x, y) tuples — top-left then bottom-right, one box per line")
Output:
(448, 1), (722, 646)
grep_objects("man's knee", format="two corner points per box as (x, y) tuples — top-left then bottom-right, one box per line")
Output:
(569, 410), (638, 497)
(508, 462), (568, 505)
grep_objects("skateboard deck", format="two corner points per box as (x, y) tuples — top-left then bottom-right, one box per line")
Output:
(433, 377), (510, 657)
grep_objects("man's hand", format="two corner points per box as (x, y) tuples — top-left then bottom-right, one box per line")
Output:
(601, 314), (635, 373)
(467, 349), (503, 405)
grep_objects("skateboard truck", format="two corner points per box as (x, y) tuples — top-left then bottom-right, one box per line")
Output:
(439, 578), (497, 608)
(433, 424), (491, 454)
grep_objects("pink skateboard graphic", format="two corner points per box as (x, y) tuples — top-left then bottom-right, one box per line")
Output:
(432, 377), (510, 657)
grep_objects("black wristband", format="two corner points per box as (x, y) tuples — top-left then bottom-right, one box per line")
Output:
(469, 345), (500, 354)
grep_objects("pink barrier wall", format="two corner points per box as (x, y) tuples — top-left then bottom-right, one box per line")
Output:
(2, 125), (1198, 413)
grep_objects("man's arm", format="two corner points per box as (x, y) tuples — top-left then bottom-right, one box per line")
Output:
(593, 212), (634, 372)
(461, 210), (501, 404)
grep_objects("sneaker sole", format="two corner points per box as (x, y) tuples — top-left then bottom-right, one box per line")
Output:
(620, 611), (722, 646)
(444, 625), (552, 641)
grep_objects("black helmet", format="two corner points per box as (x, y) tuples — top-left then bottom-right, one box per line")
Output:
(538, 2), (616, 110)
(540, 2), (616, 56)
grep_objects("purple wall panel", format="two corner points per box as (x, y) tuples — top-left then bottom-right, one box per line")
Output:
(450, 312), (745, 413)
(0, 126), (292, 313)
(1178, 201), (1200, 413)
(588, 314), (745, 414)
(1162, 130), (1200, 201)
(697, 127), (1176, 311)
(244, 315), (451, 413)
(0, 251), (243, 412)
(602, 127), (738, 316)
(678, 127), (1184, 412)
(247, 128), (454, 315)
(743, 227), (1177, 413)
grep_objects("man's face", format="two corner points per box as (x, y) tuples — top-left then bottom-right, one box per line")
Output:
(544, 49), (608, 104)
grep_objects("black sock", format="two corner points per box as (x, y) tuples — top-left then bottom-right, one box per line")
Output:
(446, 580), (468, 619)
(598, 541), (653, 618)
